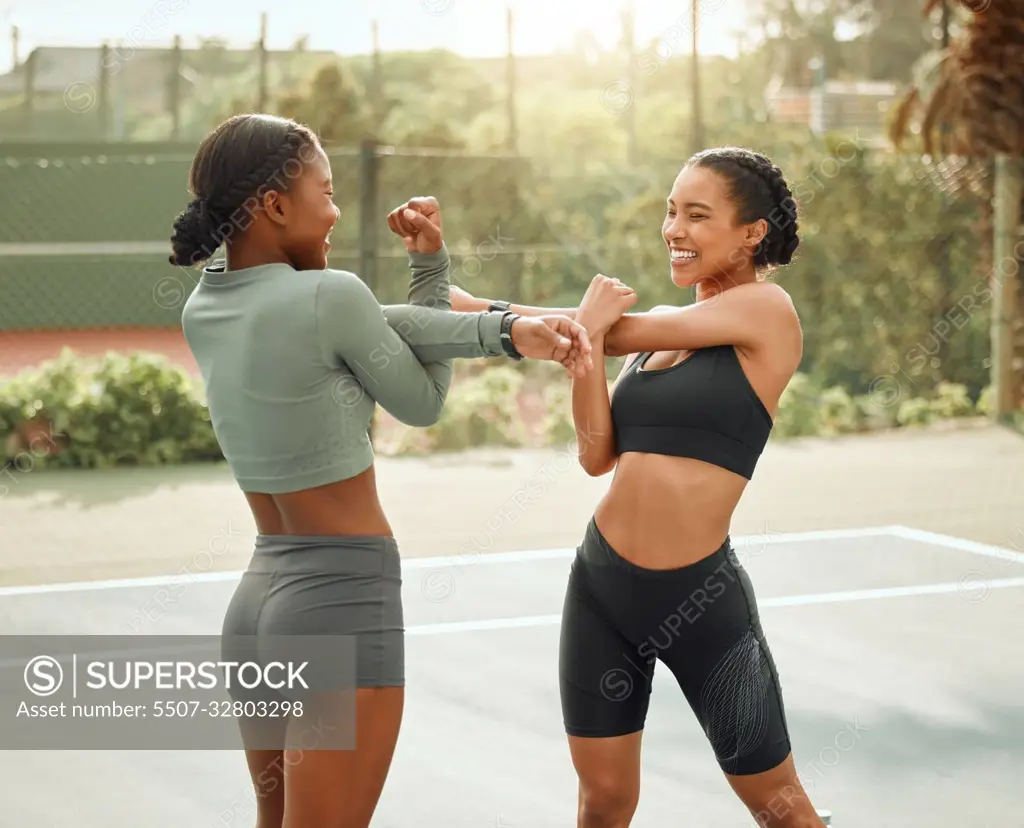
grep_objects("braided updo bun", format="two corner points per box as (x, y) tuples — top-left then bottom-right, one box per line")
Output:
(687, 147), (800, 269)
(169, 114), (320, 267)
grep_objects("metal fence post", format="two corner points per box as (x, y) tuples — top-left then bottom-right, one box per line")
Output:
(991, 153), (1023, 420)
(359, 138), (380, 444)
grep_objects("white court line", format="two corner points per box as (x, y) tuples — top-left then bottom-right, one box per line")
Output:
(406, 576), (1024, 635)
(887, 525), (1024, 566)
(0, 525), (903, 597)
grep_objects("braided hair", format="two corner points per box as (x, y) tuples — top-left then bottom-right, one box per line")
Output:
(169, 114), (321, 267)
(687, 147), (800, 270)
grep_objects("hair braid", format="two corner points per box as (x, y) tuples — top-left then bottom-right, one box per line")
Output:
(688, 147), (800, 269)
(169, 117), (319, 267)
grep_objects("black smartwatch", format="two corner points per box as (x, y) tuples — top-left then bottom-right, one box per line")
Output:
(498, 312), (523, 360)
(488, 300), (512, 313)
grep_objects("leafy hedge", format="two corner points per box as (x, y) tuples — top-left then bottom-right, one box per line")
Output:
(2, 349), (1012, 474)
(0, 350), (221, 469)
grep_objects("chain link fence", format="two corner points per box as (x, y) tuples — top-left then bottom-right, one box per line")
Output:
(0, 136), (1014, 408)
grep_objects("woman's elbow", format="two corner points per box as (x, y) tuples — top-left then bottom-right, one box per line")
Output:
(393, 398), (446, 428)
(603, 335), (623, 357)
(604, 324), (628, 357)
(578, 453), (616, 477)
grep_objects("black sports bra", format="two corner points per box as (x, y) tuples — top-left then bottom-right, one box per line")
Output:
(610, 346), (773, 479)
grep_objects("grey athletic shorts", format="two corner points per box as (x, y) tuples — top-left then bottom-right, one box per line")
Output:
(221, 533), (404, 690)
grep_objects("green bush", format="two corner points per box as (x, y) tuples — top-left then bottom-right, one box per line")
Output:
(895, 382), (975, 428)
(420, 365), (529, 452)
(541, 382), (576, 446)
(896, 396), (935, 427)
(976, 385), (995, 416)
(853, 392), (900, 431)
(771, 373), (823, 439)
(817, 385), (863, 436)
(928, 382), (975, 419)
(1, 351), (997, 471)
(972, 385), (1024, 433)
(0, 348), (222, 469)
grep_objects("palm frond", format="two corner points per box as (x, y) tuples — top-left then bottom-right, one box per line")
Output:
(890, 0), (1024, 160)
(888, 87), (920, 149)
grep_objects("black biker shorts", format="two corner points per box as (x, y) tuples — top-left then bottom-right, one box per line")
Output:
(558, 517), (792, 776)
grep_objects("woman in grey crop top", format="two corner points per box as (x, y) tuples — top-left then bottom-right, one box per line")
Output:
(170, 113), (592, 827)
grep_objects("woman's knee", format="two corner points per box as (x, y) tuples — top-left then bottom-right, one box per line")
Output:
(755, 810), (825, 828)
(578, 776), (640, 827)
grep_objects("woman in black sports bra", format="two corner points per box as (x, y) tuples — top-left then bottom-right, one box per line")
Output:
(455, 147), (825, 827)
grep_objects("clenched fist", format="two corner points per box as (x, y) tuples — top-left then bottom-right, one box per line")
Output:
(386, 196), (443, 254)
(577, 274), (638, 336)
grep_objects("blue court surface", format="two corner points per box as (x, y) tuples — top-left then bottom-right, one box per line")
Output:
(2, 524), (1023, 828)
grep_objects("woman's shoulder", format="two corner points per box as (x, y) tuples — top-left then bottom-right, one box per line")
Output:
(312, 268), (383, 322)
(314, 267), (372, 296)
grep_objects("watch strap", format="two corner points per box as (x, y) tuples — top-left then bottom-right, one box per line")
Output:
(498, 312), (523, 360)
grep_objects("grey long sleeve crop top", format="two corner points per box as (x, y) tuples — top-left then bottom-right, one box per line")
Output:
(181, 244), (507, 493)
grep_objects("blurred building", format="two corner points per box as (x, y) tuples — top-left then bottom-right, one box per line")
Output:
(765, 77), (899, 146)
(0, 43), (340, 142)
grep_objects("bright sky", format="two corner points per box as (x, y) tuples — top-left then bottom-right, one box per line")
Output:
(0, 0), (753, 72)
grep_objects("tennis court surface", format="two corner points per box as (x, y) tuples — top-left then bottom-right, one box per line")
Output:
(2, 523), (1023, 828)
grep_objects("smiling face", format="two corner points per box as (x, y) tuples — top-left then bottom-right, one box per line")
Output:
(171, 114), (343, 272)
(662, 164), (767, 289)
(273, 148), (340, 272)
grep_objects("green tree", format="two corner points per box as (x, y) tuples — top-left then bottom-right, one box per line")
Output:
(890, 0), (1024, 413)
(753, 0), (934, 85)
(276, 62), (376, 144)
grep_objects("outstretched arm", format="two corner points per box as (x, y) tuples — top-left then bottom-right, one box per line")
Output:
(602, 281), (801, 358)
(461, 280), (801, 358)
(451, 290), (581, 322)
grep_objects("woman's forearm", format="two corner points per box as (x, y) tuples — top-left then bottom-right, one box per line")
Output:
(571, 334), (617, 477)
(509, 302), (578, 320)
(463, 295), (578, 320)
(501, 300), (634, 355)
(381, 305), (506, 361)
(393, 246), (507, 360)
(463, 293), (636, 355)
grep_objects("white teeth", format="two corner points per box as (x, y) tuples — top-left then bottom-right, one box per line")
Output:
(671, 250), (698, 260)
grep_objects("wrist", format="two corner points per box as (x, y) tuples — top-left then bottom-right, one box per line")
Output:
(499, 312), (524, 360)
(408, 241), (447, 262)
(576, 314), (608, 338)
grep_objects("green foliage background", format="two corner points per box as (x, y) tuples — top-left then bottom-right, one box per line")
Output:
(3, 4), (1011, 466)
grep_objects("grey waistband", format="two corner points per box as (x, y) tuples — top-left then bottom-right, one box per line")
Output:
(248, 533), (400, 576)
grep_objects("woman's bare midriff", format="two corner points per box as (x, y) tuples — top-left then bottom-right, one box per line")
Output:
(593, 342), (785, 568)
(243, 465), (394, 537)
(592, 452), (750, 570)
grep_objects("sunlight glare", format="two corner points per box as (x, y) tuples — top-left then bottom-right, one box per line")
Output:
(505, 0), (747, 59)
